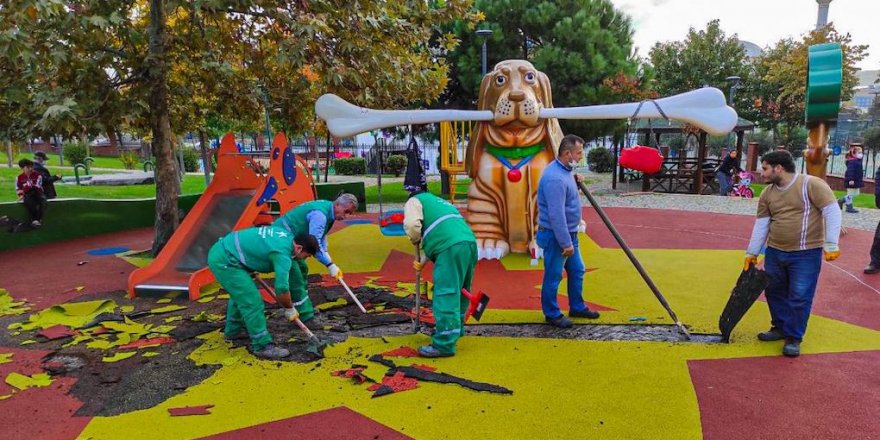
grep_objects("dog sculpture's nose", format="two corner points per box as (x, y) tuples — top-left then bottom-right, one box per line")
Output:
(508, 90), (525, 102)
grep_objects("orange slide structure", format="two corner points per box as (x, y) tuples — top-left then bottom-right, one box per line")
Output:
(128, 132), (316, 300)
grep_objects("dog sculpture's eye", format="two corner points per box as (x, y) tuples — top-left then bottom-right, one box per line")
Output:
(495, 75), (507, 86)
(524, 72), (536, 83)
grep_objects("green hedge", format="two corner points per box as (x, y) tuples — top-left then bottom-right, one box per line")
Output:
(0, 195), (200, 252)
(386, 154), (407, 176)
(0, 182), (366, 252)
(333, 157), (366, 175)
(315, 182), (366, 212)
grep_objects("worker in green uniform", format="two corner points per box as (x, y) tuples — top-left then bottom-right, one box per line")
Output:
(207, 226), (319, 359)
(404, 191), (478, 358)
(273, 194), (358, 322)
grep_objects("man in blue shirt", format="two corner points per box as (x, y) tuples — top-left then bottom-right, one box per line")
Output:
(536, 134), (600, 328)
(273, 194), (358, 321)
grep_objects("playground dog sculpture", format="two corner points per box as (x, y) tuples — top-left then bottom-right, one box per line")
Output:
(466, 60), (563, 259)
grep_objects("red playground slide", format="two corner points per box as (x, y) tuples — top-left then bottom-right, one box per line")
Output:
(127, 132), (316, 300)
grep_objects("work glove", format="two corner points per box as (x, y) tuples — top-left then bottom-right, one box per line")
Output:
(823, 243), (840, 262)
(328, 263), (343, 280)
(743, 254), (758, 271)
(577, 219), (586, 234)
(413, 259), (424, 272)
(283, 308), (300, 322)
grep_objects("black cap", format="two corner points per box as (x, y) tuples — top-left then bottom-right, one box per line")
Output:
(34, 151), (48, 160)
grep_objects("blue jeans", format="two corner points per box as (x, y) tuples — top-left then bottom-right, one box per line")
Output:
(717, 173), (731, 195)
(536, 229), (587, 319)
(764, 247), (823, 341)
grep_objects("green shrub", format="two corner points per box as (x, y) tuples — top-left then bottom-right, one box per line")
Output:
(386, 154), (407, 177)
(587, 147), (613, 173)
(119, 151), (140, 170)
(334, 157), (366, 175)
(63, 142), (89, 166)
(182, 148), (200, 172)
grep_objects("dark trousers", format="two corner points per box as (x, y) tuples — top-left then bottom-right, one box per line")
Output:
(871, 221), (880, 266)
(23, 192), (47, 222)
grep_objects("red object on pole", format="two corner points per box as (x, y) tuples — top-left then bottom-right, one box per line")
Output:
(619, 145), (664, 174)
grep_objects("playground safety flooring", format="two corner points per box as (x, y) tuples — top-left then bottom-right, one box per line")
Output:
(0, 206), (879, 439)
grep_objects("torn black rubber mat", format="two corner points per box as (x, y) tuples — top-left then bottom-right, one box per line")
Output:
(368, 354), (512, 395)
(169, 322), (223, 341)
(347, 313), (412, 329)
(719, 265), (769, 342)
(392, 366), (513, 394)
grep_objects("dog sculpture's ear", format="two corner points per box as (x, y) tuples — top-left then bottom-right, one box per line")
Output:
(537, 69), (563, 157)
(467, 67), (495, 177)
(475, 68), (495, 111)
(537, 70), (554, 109)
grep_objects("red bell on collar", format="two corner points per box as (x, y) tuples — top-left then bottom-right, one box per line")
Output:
(507, 168), (523, 182)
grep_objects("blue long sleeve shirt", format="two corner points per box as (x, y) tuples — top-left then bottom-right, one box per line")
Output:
(537, 160), (581, 248)
(306, 210), (332, 265)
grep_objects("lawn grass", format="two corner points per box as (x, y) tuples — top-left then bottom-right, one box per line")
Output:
(751, 183), (876, 209)
(0, 167), (208, 202)
(2, 151), (136, 169)
(365, 180), (446, 204)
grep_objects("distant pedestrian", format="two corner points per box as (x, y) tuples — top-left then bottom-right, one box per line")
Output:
(15, 159), (47, 227)
(33, 151), (62, 199)
(865, 220), (880, 275)
(716, 149), (742, 196)
(837, 145), (863, 213)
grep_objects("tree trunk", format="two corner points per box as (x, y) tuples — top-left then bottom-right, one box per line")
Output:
(198, 129), (212, 185)
(148, 0), (180, 256)
(6, 139), (12, 167)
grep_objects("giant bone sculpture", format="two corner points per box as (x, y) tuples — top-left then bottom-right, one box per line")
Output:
(317, 60), (737, 259)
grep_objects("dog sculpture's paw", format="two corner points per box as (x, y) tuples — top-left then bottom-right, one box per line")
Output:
(476, 239), (510, 260)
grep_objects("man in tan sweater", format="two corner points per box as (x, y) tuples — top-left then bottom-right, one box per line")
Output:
(744, 151), (841, 357)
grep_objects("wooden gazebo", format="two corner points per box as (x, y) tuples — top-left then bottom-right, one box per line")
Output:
(613, 117), (755, 194)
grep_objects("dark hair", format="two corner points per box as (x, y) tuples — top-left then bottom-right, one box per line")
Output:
(558, 134), (585, 156)
(18, 159), (34, 168)
(760, 150), (795, 173)
(294, 234), (319, 256)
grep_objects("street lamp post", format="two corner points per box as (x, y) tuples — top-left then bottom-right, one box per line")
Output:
(476, 29), (493, 77)
(257, 85), (272, 149)
(725, 76), (742, 155)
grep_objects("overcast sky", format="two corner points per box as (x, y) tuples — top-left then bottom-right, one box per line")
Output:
(609, 0), (879, 71)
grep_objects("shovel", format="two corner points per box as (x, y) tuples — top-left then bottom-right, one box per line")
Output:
(413, 245), (422, 333)
(576, 179), (691, 340)
(337, 277), (367, 313)
(252, 274), (327, 355)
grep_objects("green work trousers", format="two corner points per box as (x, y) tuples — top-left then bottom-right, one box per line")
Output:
(289, 259), (314, 321)
(207, 243), (272, 351)
(430, 241), (477, 354)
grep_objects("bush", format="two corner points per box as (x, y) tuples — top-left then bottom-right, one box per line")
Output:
(587, 147), (613, 173)
(63, 142), (89, 166)
(182, 148), (200, 172)
(334, 157), (366, 175)
(119, 151), (140, 170)
(386, 154), (407, 177)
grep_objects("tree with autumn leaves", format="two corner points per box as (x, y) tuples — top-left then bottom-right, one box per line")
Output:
(0, 1), (480, 253)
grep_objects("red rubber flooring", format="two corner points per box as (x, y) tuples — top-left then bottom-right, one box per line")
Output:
(689, 351), (880, 440)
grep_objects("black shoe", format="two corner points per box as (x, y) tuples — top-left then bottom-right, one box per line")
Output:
(569, 308), (600, 319)
(782, 338), (800, 357)
(757, 328), (785, 341)
(545, 315), (573, 328)
(846, 206), (859, 213)
(865, 264), (880, 275)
